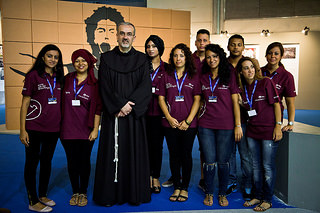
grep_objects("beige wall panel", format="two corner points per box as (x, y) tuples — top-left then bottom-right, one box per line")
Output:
(129, 7), (152, 27)
(2, 19), (32, 42)
(134, 46), (145, 53)
(134, 27), (152, 47)
(171, 11), (190, 30)
(32, 21), (59, 43)
(151, 28), (173, 48)
(3, 42), (33, 64)
(58, 1), (83, 23)
(59, 23), (84, 44)
(58, 44), (84, 65)
(172, 29), (190, 47)
(162, 48), (171, 63)
(31, 0), (58, 21)
(5, 87), (22, 108)
(6, 108), (20, 130)
(1, 0), (31, 19)
(109, 5), (130, 22)
(152, 8), (171, 29)
(4, 65), (29, 87)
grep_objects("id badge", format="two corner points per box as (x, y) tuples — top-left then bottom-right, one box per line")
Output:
(175, 95), (184, 102)
(72, 100), (81, 106)
(48, 97), (57, 104)
(208, 96), (217, 103)
(248, 109), (257, 117)
(152, 87), (156, 94)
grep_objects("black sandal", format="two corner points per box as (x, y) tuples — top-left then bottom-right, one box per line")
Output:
(177, 190), (188, 202)
(169, 189), (180, 202)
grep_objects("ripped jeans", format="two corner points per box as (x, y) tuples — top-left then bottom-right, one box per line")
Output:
(247, 137), (279, 202)
(198, 127), (234, 195)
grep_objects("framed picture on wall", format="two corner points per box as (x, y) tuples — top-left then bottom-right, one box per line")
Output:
(243, 45), (260, 59)
(283, 46), (296, 59)
(282, 44), (300, 94)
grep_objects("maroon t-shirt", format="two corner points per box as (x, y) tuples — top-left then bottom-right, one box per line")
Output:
(147, 61), (166, 116)
(22, 70), (61, 132)
(60, 72), (100, 140)
(156, 71), (201, 128)
(192, 52), (204, 73)
(261, 65), (296, 113)
(241, 78), (279, 140)
(198, 72), (241, 130)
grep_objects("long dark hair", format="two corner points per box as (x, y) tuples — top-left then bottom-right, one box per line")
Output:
(202, 44), (230, 85)
(28, 44), (64, 86)
(265, 42), (284, 67)
(236, 57), (264, 91)
(168, 43), (196, 78)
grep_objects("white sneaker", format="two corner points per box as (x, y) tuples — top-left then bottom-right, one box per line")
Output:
(28, 204), (52, 212)
(39, 197), (56, 207)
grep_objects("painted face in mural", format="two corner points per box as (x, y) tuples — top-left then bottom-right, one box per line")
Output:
(94, 19), (118, 53)
(117, 24), (136, 51)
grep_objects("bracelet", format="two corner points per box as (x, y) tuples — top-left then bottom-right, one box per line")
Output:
(235, 124), (241, 128)
(185, 119), (191, 126)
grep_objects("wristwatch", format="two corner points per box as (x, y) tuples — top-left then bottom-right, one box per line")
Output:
(288, 121), (294, 126)
(276, 121), (282, 125)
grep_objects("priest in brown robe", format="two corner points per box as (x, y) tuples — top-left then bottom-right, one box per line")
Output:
(93, 22), (152, 206)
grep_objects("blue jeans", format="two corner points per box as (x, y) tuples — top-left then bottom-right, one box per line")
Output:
(247, 137), (279, 202)
(198, 127), (234, 195)
(229, 124), (253, 190)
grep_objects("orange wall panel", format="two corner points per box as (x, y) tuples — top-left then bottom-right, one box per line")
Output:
(134, 27), (152, 47)
(32, 21), (59, 43)
(4, 65), (30, 87)
(172, 10), (190, 30)
(58, 1), (83, 23)
(109, 5), (130, 22)
(151, 28), (173, 47)
(152, 8), (172, 29)
(6, 108), (20, 130)
(31, 0), (58, 21)
(2, 19), (32, 42)
(172, 29), (191, 47)
(58, 23), (84, 44)
(3, 42), (33, 65)
(129, 7), (152, 27)
(0, 0), (31, 19)
(58, 44), (84, 65)
(5, 87), (23, 108)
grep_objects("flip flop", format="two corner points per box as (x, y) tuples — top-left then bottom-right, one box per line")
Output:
(254, 201), (272, 212)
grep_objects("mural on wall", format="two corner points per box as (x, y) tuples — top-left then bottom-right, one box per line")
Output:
(9, 6), (125, 76)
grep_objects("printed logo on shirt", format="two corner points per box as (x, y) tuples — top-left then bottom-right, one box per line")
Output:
(166, 83), (176, 89)
(276, 84), (281, 90)
(23, 88), (27, 91)
(185, 83), (194, 89)
(38, 83), (49, 90)
(273, 95), (279, 99)
(255, 95), (266, 102)
(26, 99), (42, 120)
(78, 94), (89, 100)
(218, 85), (229, 90)
(201, 85), (210, 91)
(65, 91), (71, 94)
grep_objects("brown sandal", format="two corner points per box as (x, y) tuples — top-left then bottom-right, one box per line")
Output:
(254, 201), (272, 212)
(203, 194), (213, 206)
(218, 195), (229, 207)
(244, 198), (261, 207)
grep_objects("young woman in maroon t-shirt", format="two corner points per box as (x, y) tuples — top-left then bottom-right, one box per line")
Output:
(60, 49), (101, 207)
(20, 44), (64, 212)
(261, 42), (296, 131)
(236, 57), (282, 211)
(158, 43), (201, 202)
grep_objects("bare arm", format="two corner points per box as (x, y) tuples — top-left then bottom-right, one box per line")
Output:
(89, 114), (101, 141)
(158, 95), (180, 128)
(179, 95), (201, 131)
(20, 96), (31, 147)
(273, 102), (283, 141)
(232, 93), (243, 142)
(282, 97), (295, 131)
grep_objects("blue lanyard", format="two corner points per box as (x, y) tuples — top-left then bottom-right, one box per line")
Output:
(73, 78), (85, 100)
(244, 80), (258, 109)
(209, 75), (219, 96)
(150, 61), (161, 82)
(264, 71), (277, 79)
(174, 70), (187, 96)
(45, 76), (56, 98)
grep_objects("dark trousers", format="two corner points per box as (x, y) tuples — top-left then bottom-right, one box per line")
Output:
(146, 116), (164, 178)
(61, 139), (94, 194)
(165, 127), (197, 190)
(24, 130), (58, 205)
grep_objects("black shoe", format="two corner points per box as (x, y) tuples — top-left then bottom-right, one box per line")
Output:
(198, 179), (206, 192)
(226, 183), (237, 196)
(243, 188), (252, 201)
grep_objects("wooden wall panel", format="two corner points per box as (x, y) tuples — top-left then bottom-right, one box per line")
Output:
(32, 21), (59, 43)
(31, 0), (58, 21)
(2, 19), (32, 42)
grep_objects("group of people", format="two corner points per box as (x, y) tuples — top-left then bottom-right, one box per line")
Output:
(19, 21), (296, 213)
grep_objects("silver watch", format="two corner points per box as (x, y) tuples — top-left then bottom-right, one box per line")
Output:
(288, 121), (294, 126)
(276, 121), (282, 125)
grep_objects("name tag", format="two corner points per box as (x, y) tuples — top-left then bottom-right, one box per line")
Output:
(208, 96), (217, 103)
(48, 97), (57, 104)
(248, 109), (257, 117)
(72, 100), (81, 106)
(175, 95), (184, 102)
(152, 87), (156, 94)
